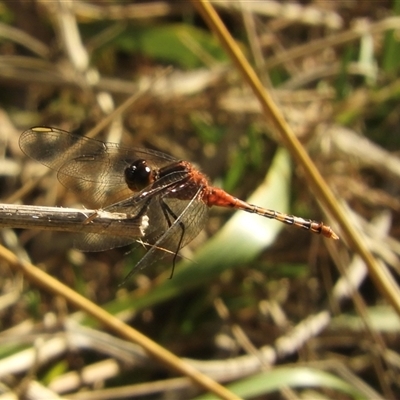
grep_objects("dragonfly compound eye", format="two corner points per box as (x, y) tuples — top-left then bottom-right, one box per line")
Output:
(124, 159), (153, 191)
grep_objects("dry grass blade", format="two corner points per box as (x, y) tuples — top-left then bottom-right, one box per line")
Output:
(0, 244), (240, 400)
(190, 0), (400, 316)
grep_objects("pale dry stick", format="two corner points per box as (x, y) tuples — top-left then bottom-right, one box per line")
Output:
(54, 0), (124, 146)
(23, 381), (62, 400)
(191, 0), (400, 316)
(335, 261), (395, 397)
(113, 381), (191, 400)
(214, 298), (271, 371)
(0, 336), (68, 379)
(0, 22), (49, 58)
(0, 55), (73, 86)
(213, 298), (301, 400)
(0, 54), (218, 96)
(0, 246), (240, 400)
(264, 16), (400, 70)
(70, 0), (191, 20)
(50, 359), (128, 395)
(0, 204), (147, 239)
(84, 66), (173, 141)
(63, 377), (194, 400)
(54, 0), (89, 73)
(327, 125), (400, 181)
(216, 0), (343, 30)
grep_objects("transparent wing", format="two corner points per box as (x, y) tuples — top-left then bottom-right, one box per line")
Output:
(75, 188), (208, 256)
(121, 186), (209, 280)
(19, 126), (177, 207)
(74, 168), (197, 252)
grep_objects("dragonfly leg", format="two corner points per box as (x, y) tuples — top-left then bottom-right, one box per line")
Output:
(159, 199), (185, 278)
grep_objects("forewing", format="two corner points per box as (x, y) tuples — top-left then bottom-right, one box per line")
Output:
(20, 126), (178, 207)
(20, 127), (109, 171)
(57, 149), (134, 207)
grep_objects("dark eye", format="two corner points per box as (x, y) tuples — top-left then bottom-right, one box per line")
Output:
(124, 159), (153, 191)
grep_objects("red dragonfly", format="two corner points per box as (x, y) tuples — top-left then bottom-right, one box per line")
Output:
(20, 126), (338, 279)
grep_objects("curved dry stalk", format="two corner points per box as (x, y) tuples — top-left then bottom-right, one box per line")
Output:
(190, 0), (400, 317)
(0, 245), (240, 400)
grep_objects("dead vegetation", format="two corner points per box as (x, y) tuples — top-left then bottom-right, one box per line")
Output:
(0, 1), (400, 399)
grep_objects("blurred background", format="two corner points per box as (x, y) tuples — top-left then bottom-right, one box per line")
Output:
(1, 1), (400, 399)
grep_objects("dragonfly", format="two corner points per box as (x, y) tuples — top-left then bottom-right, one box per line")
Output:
(20, 126), (338, 280)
